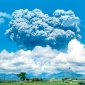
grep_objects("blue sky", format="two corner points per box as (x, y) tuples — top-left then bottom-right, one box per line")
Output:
(0, 0), (85, 52)
(0, 0), (85, 75)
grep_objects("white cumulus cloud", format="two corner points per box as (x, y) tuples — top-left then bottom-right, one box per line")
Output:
(0, 12), (11, 24)
(0, 39), (85, 75)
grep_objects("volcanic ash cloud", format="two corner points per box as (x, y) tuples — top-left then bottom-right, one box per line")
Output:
(5, 9), (81, 50)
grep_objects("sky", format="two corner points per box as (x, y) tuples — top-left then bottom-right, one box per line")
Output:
(0, 0), (85, 75)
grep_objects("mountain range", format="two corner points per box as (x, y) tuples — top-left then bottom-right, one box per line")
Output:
(0, 70), (84, 80)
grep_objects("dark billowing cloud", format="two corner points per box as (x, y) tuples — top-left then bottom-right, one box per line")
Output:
(5, 9), (81, 50)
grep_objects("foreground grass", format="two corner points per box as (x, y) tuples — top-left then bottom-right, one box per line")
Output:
(0, 82), (79, 85)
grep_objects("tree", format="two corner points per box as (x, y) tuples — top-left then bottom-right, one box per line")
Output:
(17, 72), (26, 81)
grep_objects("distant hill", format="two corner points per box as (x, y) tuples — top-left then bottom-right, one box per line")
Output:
(36, 70), (83, 79)
(0, 73), (20, 81)
(47, 71), (83, 79)
(0, 70), (83, 80)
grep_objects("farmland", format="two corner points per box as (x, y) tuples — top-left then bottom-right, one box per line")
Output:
(0, 82), (79, 85)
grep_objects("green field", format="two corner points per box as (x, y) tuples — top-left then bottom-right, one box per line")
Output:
(0, 82), (79, 85)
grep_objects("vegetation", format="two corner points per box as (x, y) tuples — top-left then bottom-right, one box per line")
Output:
(0, 82), (79, 85)
(0, 72), (84, 85)
(17, 72), (26, 81)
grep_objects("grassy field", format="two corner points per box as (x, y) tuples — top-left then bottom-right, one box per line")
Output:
(0, 82), (79, 85)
